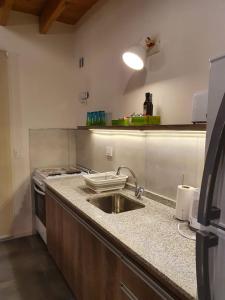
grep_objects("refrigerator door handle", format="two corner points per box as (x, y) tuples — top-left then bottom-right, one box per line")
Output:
(198, 93), (225, 225)
(196, 231), (218, 300)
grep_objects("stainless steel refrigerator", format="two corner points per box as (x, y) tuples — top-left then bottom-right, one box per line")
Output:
(197, 54), (225, 300)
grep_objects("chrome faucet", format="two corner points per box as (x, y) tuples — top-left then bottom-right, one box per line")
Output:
(116, 166), (144, 199)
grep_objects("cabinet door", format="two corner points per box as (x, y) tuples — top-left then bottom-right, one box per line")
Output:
(80, 223), (121, 300)
(62, 206), (82, 299)
(46, 192), (63, 270)
(62, 205), (121, 300)
(120, 258), (174, 300)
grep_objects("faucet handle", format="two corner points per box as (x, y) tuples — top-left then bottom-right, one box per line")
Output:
(135, 186), (145, 199)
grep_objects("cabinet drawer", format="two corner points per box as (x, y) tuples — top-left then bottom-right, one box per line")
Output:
(121, 258), (174, 300)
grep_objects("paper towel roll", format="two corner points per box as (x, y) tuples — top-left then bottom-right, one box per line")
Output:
(175, 185), (196, 221)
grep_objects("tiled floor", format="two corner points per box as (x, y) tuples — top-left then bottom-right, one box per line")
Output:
(0, 235), (75, 300)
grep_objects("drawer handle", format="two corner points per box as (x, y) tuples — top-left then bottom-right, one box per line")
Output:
(120, 282), (139, 300)
(121, 257), (174, 300)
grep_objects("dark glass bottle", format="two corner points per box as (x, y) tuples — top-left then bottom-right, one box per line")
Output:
(143, 92), (153, 116)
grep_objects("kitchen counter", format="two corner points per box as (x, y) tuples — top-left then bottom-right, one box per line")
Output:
(45, 176), (197, 300)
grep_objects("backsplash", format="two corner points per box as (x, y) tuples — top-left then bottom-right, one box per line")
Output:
(29, 129), (76, 171)
(76, 130), (206, 201)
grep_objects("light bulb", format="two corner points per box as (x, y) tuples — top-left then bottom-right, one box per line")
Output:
(122, 45), (146, 70)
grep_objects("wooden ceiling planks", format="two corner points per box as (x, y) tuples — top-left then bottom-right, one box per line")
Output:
(0, 0), (14, 25)
(13, 0), (46, 15)
(39, 0), (67, 34)
(0, 0), (98, 33)
(59, 0), (98, 24)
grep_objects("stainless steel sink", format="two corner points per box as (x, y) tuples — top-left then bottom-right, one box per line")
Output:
(87, 193), (145, 214)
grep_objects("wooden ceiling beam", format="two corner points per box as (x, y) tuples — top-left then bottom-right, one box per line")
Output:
(39, 0), (67, 34)
(0, 0), (14, 26)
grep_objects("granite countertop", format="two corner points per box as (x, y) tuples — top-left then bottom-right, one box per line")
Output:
(45, 176), (197, 299)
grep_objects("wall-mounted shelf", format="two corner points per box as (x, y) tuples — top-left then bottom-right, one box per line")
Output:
(77, 124), (207, 131)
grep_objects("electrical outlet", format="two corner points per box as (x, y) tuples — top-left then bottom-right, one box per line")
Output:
(106, 146), (113, 158)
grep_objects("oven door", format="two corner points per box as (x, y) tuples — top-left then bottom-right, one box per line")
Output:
(33, 183), (46, 226)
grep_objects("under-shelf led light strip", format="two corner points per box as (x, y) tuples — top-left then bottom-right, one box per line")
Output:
(89, 129), (206, 138)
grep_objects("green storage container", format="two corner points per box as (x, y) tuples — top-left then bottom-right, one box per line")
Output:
(131, 116), (146, 126)
(146, 116), (161, 125)
(131, 116), (160, 126)
(112, 119), (130, 126)
(112, 116), (160, 127)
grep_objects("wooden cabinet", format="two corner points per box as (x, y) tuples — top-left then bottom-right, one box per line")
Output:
(46, 191), (121, 300)
(76, 216), (121, 300)
(46, 190), (182, 300)
(120, 258), (173, 300)
(61, 206), (80, 297)
(61, 204), (122, 300)
(46, 192), (63, 269)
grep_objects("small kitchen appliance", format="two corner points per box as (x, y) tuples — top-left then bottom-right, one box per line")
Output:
(188, 188), (201, 230)
(192, 90), (208, 123)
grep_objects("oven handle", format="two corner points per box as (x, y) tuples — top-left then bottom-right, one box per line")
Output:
(33, 177), (44, 188)
(34, 185), (45, 196)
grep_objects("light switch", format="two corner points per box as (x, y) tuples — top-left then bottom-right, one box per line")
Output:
(106, 146), (113, 158)
(79, 57), (84, 68)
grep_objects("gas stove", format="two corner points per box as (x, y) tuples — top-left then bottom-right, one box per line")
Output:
(33, 166), (87, 191)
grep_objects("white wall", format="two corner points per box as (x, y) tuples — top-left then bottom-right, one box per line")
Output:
(73, 0), (225, 201)
(0, 51), (13, 238)
(0, 12), (76, 238)
(73, 0), (225, 125)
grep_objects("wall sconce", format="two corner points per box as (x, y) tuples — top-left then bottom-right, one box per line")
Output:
(122, 37), (160, 71)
